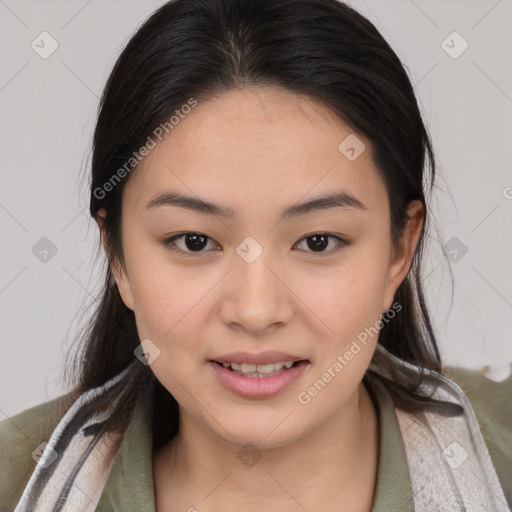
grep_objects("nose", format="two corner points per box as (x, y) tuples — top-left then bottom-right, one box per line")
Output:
(218, 247), (294, 335)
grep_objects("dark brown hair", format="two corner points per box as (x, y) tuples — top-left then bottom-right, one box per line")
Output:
(63, 0), (461, 453)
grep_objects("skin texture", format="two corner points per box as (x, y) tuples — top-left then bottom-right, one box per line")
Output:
(97, 85), (424, 511)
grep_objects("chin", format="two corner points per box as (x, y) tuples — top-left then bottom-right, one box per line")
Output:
(212, 420), (303, 452)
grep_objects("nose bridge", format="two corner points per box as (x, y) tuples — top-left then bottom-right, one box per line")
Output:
(237, 247), (277, 298)
(220, 236), (293, 332)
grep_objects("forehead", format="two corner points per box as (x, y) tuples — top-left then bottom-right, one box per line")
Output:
(123, 86), (388, 215)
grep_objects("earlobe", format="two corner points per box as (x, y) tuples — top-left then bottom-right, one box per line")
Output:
(382, 200), (424, 312)
(111, 260), (135, 311)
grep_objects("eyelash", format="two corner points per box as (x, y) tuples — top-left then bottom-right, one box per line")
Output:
(162, 232), (349, 257)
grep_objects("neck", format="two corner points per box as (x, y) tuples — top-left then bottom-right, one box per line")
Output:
(153, 380), (379, 512)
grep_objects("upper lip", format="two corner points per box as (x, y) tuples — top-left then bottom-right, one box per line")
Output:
(211, 351), (307, 365)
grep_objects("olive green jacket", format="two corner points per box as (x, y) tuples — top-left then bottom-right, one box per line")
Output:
(1, 365), (511, 511)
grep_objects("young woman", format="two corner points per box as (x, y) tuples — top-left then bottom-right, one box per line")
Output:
(1, 1), (511, 511)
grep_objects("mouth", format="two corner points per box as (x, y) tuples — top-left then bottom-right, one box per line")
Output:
(208, 359), (310, 398)
(210, 360), (306, 378)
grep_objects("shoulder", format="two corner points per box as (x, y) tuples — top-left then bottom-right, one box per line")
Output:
(442, 363), (512, 509)
(0, 392), (75, 512)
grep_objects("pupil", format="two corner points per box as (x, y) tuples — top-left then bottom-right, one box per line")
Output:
(308, 235), (328, 252)
(185, 233), (207, 251)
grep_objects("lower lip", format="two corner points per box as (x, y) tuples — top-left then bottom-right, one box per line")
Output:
(209, 360), (309, 398)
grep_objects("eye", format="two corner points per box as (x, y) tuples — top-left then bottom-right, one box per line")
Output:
(163, 232), (348, 256)
(163, 232), (220, 255)
(293, 233), (348, 254)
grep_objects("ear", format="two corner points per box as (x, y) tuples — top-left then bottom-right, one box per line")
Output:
(95, 209), (135, 311)
(382, 200), (424, 312)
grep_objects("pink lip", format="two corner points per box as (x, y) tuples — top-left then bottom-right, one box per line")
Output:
(208, 360), (309, 398)
(211, 350), (306, 365)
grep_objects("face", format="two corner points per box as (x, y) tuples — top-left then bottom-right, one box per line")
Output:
(101, 86), (423, 450)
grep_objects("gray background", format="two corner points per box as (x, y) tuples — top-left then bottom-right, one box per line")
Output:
(1, 0), (511, 418)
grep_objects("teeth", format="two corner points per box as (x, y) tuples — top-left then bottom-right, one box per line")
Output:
(255, 363), (280, 374)
(220, 360), (296, 375)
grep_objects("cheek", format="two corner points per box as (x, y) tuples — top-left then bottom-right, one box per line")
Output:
(125, 247), (228, 354)
(293, 252), (390, 411)
(302, 248), (391, 345)
(129, 267), (207, 342)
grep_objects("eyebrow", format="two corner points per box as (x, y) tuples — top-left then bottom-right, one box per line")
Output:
(146, 190), (366, 220)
